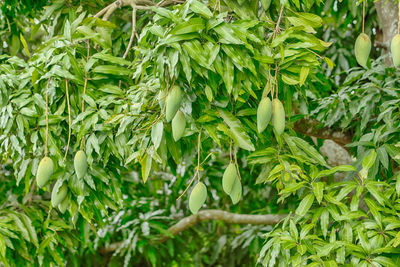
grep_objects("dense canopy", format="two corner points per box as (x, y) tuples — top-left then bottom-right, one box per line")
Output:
(1, 0), (400, 266)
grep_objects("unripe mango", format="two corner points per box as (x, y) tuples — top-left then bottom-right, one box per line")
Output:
(51, 183), (68, 207)
(229, 178), (242, 205)
(58, 197), (69, 214)
(391, 34), (400, 67)
(222, 163), (238, 195)
(166, 85), (183, 122)
(36, 157), (54, 188)
(355, 33), (371, 68)
(257, 97), (272, 133)
(189, 182), (207, 214)
(74, 150), (88, 179)
(272, 99), (285, 135)
(172, 110), (186, 141)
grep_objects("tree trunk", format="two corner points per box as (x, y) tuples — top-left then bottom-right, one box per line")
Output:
(375, 0), (398, 65)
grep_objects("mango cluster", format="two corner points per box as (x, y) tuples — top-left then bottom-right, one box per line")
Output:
(222, 163), (242, 204)
(35, 149), (88, 214)
(166, 85), (186, 141)
(257, 97), (285, 135)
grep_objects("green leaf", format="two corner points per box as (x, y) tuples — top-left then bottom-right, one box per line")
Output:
(281, 74), (299, 85)
(189, 0), (213, 18)
(393, 231), (400, 247)
(336, 183), (357, 201)
(290, 136), (327, 166)
(170, 18), (205, 35)
(362, 149), (377, 170)
(218, 109), (255, 151)
(151, 122), (163, 150)
(299, 67), (309, 86)
(320, 209), (329, 237)
(140, 154), (152, 183)
(315, 165), (356, 179)
(299, 223), (314, 240)
(372, 257), (397, 267)
(295, 194), (314, 217)
(377, 146), (389, 170)
(19, 34), (30, 57)
(289, 220), (298, 241)
(0, 234), (6, 258)
(324, 57), (334, 69)
(357, 227), (371, 253)
(92, 52), (131, 66)
(312, 182), (324, 204)
(92, 65), (131, 76)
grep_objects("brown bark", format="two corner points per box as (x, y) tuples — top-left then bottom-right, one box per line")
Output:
(375, 0), (398, 65)
(293, 118), (352, 147)
(100, 210), (287, 254)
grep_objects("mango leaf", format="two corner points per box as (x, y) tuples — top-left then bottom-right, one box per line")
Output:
(315, 165), (356, 179)
(170, 18), (205, 35)
(312, 182), (324, 204)
(218, 109), (255, 151)
(299, 66), (309, 86)
(362, 149), (377, 170)
(151, 122), (163, 150)
(189, 0), (212, 18)
(140, 154), (152, 183)
(290, 136), (327, 166)
(295, 194), (314, 217)
(92, 65), (131, 75)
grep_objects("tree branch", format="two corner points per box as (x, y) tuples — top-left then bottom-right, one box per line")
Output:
(293, 117), (352, 146)
(122, 6), (137, 59)
(100, 210), (287, 254)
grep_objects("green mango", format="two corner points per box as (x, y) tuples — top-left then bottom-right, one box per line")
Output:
(355, 33), (371, 68)
(172, 110), (186, 141)
(74, 150), (88, 179)
(36, 157), (54, 188)
(189, 182), (207, 214)
(257, 97), (272, 133)
(391, 34), (400, 67)
(272, 99), (285, 135)
(51, 183), (68, 207)
(222, 163), (238, 195)
(166, 85), (183, 122)
(229, 178), (242, 205)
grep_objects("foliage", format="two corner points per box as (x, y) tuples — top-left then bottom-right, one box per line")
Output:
(1, 0), (399, 266)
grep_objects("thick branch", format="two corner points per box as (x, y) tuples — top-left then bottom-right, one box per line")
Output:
(294, 117), (352, 146)
(100, 210), (286, 254)
(165, 209), (285, 238)
(375, 0), (398, 65)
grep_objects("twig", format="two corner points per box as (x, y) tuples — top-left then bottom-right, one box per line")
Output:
(177, 171), (198, 200)
(274, 5), (285, 34)
(177, 130), (202, 199)
(123, 6), (137, 59)
(45, 78), (52, 157)
(233, 146), (242, 182)
(94, 2), (116, 18)
(362, 0), (366, 34)
(63, 80), (71, 162)
(81, 40), (90, 150)
(103, 2), (121, 21)
(196, 130), (201, 182)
